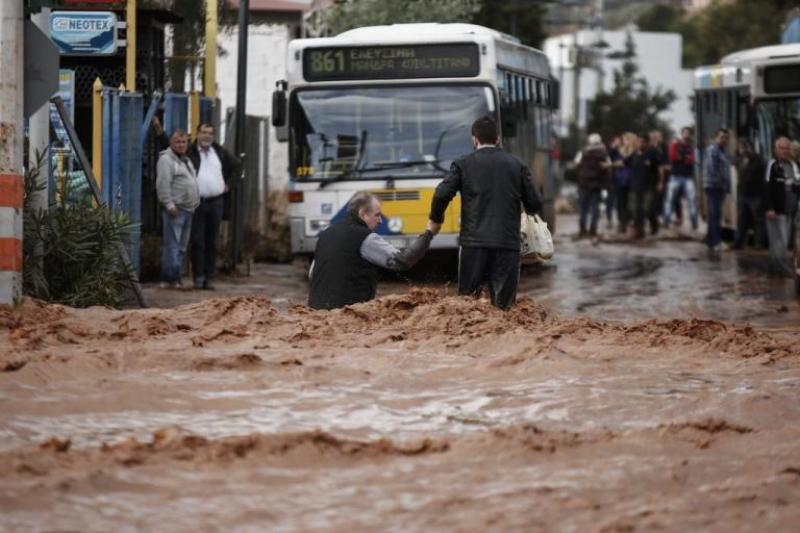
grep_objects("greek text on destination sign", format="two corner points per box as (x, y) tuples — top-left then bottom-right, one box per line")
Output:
(303, 43), (480, 82)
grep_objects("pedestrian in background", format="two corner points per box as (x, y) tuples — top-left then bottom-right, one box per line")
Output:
(646, 130), (667, 235)
(156, 130), (199, 289)
(575, 133), (611, 239)
(629, 134), (657, 239)
(188, 123), (240, 290)
(732, 138), (766, 249)
(428, 115), (541, 310)
(663, 126), (699, 231)
(702, 128), (731, 255)
(764, 137), (800, 275)
(609, 132), (636, 234)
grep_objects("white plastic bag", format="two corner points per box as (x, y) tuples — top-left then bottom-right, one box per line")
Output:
(520, 213), (554, 259)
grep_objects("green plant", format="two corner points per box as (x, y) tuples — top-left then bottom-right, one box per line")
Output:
(23, 153), (137, 308)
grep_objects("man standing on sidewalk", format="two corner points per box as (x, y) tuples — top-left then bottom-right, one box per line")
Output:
(188, 123), (240, 290)
(156, 130), (199, 288)
(702, 128), (731, 255)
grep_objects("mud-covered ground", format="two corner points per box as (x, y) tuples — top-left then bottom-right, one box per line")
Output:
(1, 216), (799, 531)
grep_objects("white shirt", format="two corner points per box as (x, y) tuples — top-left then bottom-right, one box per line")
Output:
(196, 146), (226, 198)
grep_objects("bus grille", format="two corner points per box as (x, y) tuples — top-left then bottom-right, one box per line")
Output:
(374, 190), (421, 202)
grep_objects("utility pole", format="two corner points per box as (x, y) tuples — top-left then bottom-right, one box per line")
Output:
(572, 32), (582, 145)
(230, 0), (249, 270)
(29, 7), (50, 213)
(205, 0), (218, 98)
(126, 0), (136, 91)
(0, 1), (24, 305)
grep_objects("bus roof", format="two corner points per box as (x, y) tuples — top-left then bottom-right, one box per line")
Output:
(720, 43), (800, 65)
(694, 43), (800, 91)
(338, 23), (520, 44)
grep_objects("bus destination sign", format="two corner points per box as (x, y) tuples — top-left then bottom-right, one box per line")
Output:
(303, 43), (480, 82)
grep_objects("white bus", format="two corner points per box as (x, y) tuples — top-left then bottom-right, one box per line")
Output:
(694, 44), (800, 226)
(272, 23), (558, 256)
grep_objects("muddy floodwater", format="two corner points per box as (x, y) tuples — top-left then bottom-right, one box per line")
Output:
(2, 217), (800, 531)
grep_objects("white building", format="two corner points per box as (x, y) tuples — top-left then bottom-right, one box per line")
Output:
(543, 29), (695, 136)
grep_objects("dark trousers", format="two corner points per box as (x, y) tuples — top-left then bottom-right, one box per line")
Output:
(458, 246), (521, 310)
(191, 195), (224, 285)
(604, 186), (615, 223)
(705, 188), (726, 249)
(630, 187), (657, 238)
(578, 187), (602, 235)
(616, 185), (631, 232)
(734, 194), (764, 248)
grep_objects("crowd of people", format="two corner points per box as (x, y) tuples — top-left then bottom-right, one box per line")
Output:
(574, 127), (800, 275)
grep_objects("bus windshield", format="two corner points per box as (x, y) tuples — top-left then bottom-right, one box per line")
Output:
(754, 98), (800, 154)
(289, 84), (495, 181)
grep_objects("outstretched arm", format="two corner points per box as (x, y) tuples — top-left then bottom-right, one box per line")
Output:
(360, 229), (435, 272)
(429, 162), (462, 224)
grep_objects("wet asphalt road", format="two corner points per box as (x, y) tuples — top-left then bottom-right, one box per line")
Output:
(144, 214), (800, 328)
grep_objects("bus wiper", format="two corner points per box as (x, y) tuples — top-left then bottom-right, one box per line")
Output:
(318, 130), (368, 189)
(362, 159), (447, 172)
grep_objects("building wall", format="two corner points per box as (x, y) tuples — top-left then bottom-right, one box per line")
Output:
(544, 29), (695, 137)
(216, 24), (291, 191)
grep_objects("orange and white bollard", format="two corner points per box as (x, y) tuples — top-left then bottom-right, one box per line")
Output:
(0, 0), (24, 304)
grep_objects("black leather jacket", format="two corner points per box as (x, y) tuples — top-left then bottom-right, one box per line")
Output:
(429, 146), (542, 250)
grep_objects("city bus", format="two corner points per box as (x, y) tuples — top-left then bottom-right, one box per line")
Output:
(271, 23), (558, 257)
(694, 43), (800, 290)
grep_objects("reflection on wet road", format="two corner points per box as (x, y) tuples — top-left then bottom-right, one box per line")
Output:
(516, 216), (800, 326)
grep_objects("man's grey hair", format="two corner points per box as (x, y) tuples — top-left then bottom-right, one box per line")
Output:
(170, 129), (188, 139)
(347, 191), (378, 217)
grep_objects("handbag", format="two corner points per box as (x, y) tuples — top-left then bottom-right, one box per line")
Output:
(520, 213), (554, 259)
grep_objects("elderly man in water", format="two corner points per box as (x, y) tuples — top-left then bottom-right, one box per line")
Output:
(308, 191), (438, 310)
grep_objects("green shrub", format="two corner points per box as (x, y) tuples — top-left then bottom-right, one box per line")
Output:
(23, 151), (137, 308)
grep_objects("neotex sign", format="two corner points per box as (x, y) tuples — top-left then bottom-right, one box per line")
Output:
(49, 11), (119, 55)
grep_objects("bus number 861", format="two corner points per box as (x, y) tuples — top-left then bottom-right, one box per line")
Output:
(311, 50), (345, 73)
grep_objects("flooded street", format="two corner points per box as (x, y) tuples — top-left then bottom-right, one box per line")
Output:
(1, 215), (799, 531)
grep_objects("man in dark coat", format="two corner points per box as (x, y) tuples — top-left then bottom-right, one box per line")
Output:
(428, 115), (542, 310)
(308, 192), (436, 310)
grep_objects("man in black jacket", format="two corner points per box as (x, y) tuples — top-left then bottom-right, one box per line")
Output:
(187, 123), (240, 289)
(308, 192), (436, 310)
(428, 115), (542, 310)
(733, 138), (766, 249)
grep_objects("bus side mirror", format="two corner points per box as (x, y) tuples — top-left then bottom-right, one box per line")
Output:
(272, 81), (288, 142)
(272, 89), (287, 127)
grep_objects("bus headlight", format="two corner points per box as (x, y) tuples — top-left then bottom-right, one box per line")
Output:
(306, 219), (330, 236)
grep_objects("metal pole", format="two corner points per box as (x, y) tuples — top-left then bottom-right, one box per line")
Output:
(205, 0), (218, 98)
(230, 0), (249, 270)
(572, 33), (582, 145)
(29, 7), (50, 213)
(0, 0), (24, 305)
(92, 77), (103, 190)
(126, 0), (137, 91)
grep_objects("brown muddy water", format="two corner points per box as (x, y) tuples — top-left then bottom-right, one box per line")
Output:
(2, 285), (799, 531)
